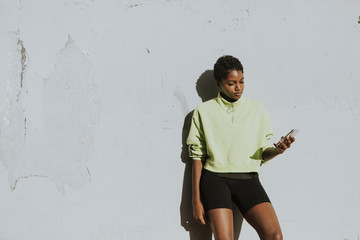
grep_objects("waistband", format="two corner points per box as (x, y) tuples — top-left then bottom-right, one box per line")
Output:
(203, 169), (258, 180)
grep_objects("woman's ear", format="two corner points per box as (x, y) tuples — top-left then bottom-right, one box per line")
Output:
(215, 81), (220, 87)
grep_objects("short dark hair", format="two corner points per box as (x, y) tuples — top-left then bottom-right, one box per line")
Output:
(213, 55), (243, 82)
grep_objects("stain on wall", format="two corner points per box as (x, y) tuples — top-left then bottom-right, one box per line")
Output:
(173, 88), (189, 116)
(0, 34), (100, 193)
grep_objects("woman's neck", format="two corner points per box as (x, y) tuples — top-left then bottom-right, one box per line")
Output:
(220, 91), (237, 103)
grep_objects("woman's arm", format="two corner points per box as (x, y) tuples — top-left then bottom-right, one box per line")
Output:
(262, 135), (295, 162)
(192, 160), (206, 225)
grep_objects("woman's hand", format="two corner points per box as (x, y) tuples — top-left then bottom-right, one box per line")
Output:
(274, 135), (295, 154)
(193, 200), (207, 225)
(192, 160), (206, 224)
(262, 135), (295, 161)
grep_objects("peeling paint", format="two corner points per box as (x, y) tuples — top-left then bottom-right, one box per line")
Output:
(239, 9), (249, 18)
(40, 35), (100, 193)
(0, 34), (100, 193)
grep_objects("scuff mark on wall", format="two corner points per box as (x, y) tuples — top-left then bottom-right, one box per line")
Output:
(129, 3), (144, 8)
(64, 0), (94, 9)
(161, 76), (164, 95)
(86, 167), (92, 182)
(0, 34), (100, 194)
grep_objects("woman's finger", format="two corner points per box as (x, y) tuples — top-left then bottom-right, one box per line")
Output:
(198, 215), (206, 225)
(274, 143), (284, 153)
(285, 138), (291, 147)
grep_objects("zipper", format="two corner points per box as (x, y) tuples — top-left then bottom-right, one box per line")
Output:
(227, 103), (235, 123)
(231, 103), (234, 123)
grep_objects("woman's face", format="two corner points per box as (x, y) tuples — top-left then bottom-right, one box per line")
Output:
(216, 70), (244, 101)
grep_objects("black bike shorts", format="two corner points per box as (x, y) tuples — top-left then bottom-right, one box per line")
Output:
(200, 169), (271, 215)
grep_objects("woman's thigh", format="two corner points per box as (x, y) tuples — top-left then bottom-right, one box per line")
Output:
(201, 171), (239, 240)
(244, 202), (282, 240)
(200, 170), (233, 211)
(207, 208), (234, 240)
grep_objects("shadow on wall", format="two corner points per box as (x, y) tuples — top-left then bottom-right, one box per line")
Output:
(180, 70), (244, 240)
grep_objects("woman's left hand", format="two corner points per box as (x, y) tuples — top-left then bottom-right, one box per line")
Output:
(274, 135), (295, 154)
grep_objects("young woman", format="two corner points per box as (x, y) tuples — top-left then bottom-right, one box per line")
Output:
(187, 55), (295, 240)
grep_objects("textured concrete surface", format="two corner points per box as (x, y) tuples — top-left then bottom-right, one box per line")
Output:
(0, 0), (360, 239)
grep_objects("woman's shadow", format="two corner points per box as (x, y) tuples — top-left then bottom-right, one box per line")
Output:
(180, 70), (244, 240)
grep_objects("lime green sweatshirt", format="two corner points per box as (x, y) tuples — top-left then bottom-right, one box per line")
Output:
(186, 92), (273, 173)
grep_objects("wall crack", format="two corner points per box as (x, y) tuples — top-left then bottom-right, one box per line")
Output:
(16, 32), (28, 102)
(87, 167), (91, 182)
(24, 116), (27, 139)
(11, 175), (49, 191)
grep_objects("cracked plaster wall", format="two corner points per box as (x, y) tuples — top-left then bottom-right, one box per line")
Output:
(0, 0), (360, 240)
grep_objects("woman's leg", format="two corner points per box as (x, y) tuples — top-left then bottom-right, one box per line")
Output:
(232, 203), (244, 240)
(207, 208), (234, 240)
(244, 202), (282, 240)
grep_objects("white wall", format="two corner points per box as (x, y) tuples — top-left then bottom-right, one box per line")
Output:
(1, 0), (360, 239)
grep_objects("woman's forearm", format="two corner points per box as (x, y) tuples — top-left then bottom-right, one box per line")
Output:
(192, 160), (203, 203)
(191, 159), (207, 225)
(262, 147), (281, 162)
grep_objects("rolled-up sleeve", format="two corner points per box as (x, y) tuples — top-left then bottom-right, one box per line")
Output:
(261, 110), (274, 164)
(263, 119), (274, 150)
(186, 109), (207, 160)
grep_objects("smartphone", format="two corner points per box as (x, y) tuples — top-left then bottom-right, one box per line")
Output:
(276, 129), (299, 146)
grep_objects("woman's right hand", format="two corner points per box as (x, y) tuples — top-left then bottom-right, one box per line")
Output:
(193, 201), (206, 225)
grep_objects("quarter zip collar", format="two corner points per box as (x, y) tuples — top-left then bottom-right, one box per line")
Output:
(216, 91), (244, 109)
(216, 92), (245, 123)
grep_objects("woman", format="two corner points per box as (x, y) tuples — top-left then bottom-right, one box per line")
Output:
(187, 55), (295, 240)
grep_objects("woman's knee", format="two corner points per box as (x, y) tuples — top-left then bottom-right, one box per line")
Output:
(262, 230), (282, 240)
(271, 231), (283, 240)
(214, 235), (234, 240)
(211, 223), (234, 240)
